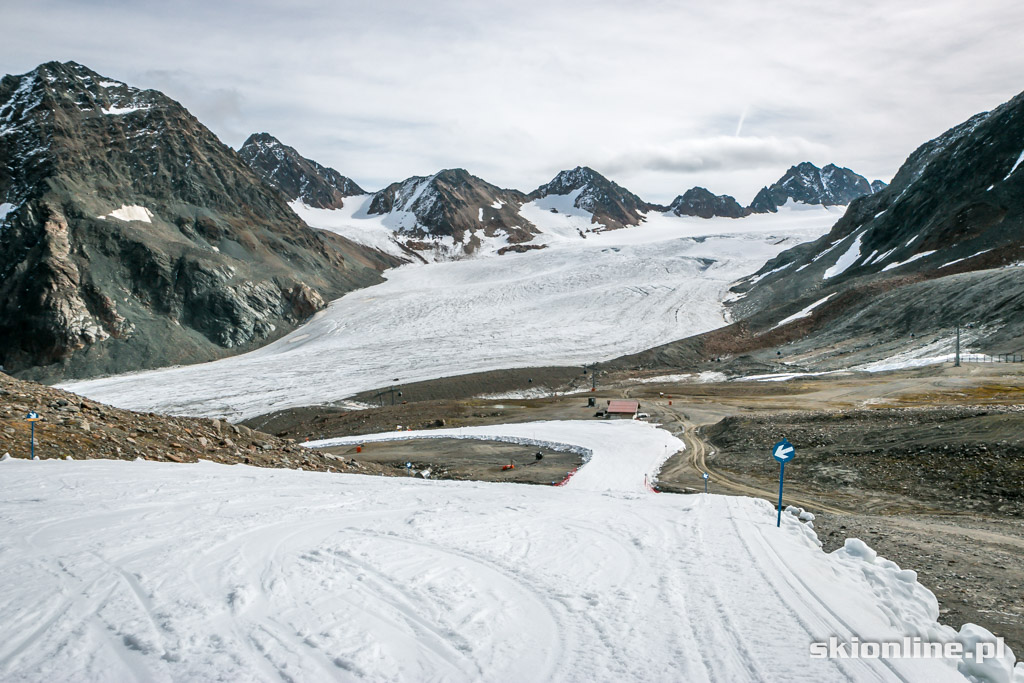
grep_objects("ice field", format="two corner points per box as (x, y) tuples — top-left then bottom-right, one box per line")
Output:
(62, 206), (842, 421)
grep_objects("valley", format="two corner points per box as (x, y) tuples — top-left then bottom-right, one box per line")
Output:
(2, 50), (1023, 681)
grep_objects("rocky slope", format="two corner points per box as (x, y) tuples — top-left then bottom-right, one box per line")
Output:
(0, 370), (391, 474)
(238, 132), (364, 209)
(527, 166), (659, 231)
(667, 187), (747, 219)
(705, 88), (1024, 370)
(748, 162), (883, 213)
(0, 61), (399, 382)
(603, 89), (1024, 376)
(367, 168), (537, 257)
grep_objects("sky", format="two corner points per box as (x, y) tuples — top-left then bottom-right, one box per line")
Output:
(3, 0), (1024, 204)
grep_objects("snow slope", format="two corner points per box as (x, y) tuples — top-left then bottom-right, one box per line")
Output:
(62, 208), (838, 421)
(0, 420), (1016, 682)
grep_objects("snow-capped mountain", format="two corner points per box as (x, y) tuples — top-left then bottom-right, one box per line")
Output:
(365, 169), (537, 257)
(668, 187), (747, 219)
(748, 162), (881, 213)
(526, 166), (657, 231)
(0, 61), (398, 382)
(238, 132), (364, 209)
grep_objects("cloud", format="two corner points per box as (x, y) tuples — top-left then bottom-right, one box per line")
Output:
(603, 136), (831, 176)
(1, 0), (1022, 200)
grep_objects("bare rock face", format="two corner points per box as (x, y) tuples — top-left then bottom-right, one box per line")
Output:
(0, 61), (401, 381)
(238, 132), (364, 209)
(527, 166), (657, 231)
(748, 162), (875, 213)
(667, 187), (748, 219)
(368, 168), (537, 257)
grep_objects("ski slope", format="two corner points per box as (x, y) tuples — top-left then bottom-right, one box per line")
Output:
(0, 420), (1016, 682)
(62, 207), (841, 421)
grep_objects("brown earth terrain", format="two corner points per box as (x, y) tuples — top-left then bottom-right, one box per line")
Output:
(320, 437), (583, 486)
(0, 372), (389, 476)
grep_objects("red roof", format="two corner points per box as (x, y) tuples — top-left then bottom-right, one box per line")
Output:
(607, 399), (640, 414)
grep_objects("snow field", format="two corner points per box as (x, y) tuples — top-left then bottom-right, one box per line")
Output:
(0, 419), (1016, 682)
(61, 208), (838, 421)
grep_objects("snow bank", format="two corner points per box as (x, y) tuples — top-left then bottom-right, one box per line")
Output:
(882, 250), (937, 272)
(101, 105), (150, 115)
(1004, 149), (1024, 181)
(289, 198), (409, 259)
(771, 293), (836, 329)
(824, 232), (865, 279)
(100, 204), (153, 223)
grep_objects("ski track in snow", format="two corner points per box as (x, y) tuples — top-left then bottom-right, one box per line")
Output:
(0, 420), (992, 682)
(61, 209), (838, 421)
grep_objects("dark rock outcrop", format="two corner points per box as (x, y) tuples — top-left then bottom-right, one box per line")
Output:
(367, 168), (536, 256)
(667, 187), (748, 219)
(527, 166), (657, 231)
(748, 162), (875, 213)
(238, 132), (364, 209)
(0, 61), (399, 381)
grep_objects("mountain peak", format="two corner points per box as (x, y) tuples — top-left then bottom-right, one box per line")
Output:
(239, 133), (364, 209)
(0, 61), (397, 380)
(528, 166), (651, 230)
(749, 161), (873, 213)
(669, 187), (747, 219)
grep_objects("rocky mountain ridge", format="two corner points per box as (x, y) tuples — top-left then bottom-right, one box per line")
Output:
(667, 187), (747, 219)
(0, 61), (399, 382)
(366, 169), (537, 257)
(748, 162), (885, 214)
(681, 87), (1024, 372)
(238, 132), (364, 209)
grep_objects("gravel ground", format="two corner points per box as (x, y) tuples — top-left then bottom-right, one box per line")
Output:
(815, 512), (1024, 657)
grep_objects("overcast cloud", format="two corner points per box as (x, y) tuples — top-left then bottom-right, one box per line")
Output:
(3, 0), (1023, 203)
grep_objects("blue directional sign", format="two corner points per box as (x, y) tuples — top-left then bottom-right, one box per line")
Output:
(772, 439), (796, 463)
(772, 438), (796, 526)
(25, 412), (41, 460)
(702, 472), (709, 480)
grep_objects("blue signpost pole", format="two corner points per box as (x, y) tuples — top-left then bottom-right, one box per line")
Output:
(30, 422), (34, 460)
(771, 438), (795, 528)
(776, 461), (785, 527)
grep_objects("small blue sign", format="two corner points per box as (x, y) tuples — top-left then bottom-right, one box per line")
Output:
(25, 412), (40, 421)
(702, 472), (709, 480)
(772, 439), (796, 463)
(405, 462), (412, 469)
(772, 438), (796, 527)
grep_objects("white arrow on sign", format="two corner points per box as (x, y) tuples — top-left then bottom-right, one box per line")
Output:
(774, 444), (794, 459)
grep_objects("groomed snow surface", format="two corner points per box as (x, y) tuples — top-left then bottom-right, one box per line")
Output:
(1, 420), (1018, 682)
(63, 207), (839, 421)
